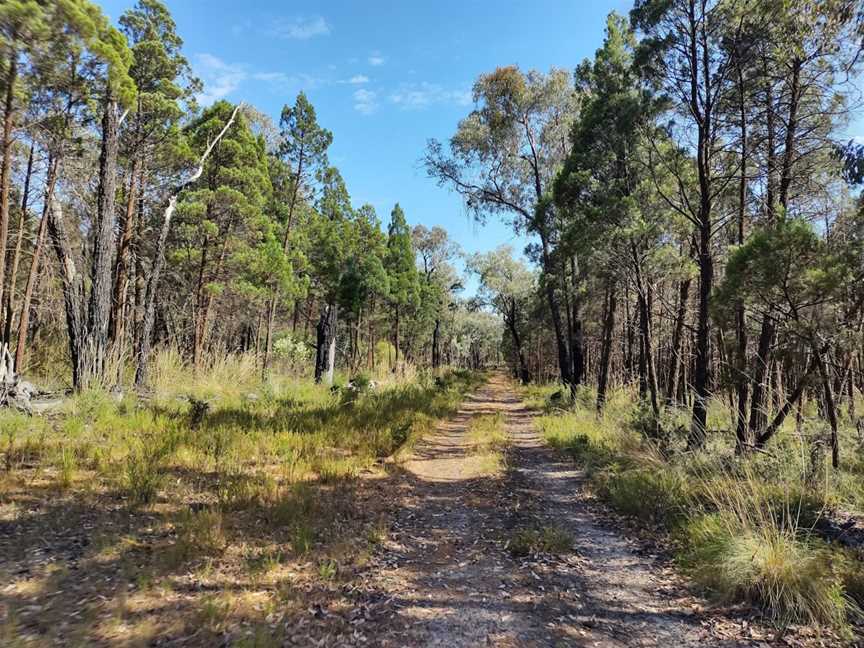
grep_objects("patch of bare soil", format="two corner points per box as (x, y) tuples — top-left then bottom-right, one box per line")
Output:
(355, 374), (843, 647)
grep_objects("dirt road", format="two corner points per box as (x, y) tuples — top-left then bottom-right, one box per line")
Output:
(362, 374), (751, 647)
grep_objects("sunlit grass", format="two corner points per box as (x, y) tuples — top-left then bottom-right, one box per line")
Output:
(467, 412), (508, 475)
(530, 384), (864, 634)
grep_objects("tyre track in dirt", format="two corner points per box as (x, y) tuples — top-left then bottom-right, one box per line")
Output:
(360, 373), (757, 647)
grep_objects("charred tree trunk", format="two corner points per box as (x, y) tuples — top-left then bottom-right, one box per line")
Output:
(596, 278), (617, 412)
(314, 302), (337, 384)
(81, 94), (121, 387)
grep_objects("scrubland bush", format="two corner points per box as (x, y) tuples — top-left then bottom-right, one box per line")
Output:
(529, 383), (864, 633)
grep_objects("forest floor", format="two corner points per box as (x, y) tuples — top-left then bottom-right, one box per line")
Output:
(1, 372), (853, 646)
(351, 374), (846, 647)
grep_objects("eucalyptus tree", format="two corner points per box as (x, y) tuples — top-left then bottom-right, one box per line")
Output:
(425, 66), (580, 391)
(468, 246), (534, 383)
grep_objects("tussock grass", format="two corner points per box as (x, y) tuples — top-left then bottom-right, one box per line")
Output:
(508, 525), (573, 557)
(468, 412), (508, 474)
(0, 350), (484, 644)
(529, 383), (864, 634)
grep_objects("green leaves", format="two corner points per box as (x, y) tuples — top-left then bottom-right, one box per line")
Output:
(55, 0), (137, 106)
(385, 204), (420, 309)
(715, 218), (854, 333)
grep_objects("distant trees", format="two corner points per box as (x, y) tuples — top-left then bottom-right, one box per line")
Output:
(433, 2), (864, 468)
(3, 0), (493, 393)
(425, 66), (580, 392)
(468, 246), (534, 383)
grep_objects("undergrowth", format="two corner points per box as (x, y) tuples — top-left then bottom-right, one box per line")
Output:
(528, 383), (864, 636)
(0, 352), (484, 644)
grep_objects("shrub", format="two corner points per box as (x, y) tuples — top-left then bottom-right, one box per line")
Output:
(681, 513), (849, 631)
(596, 466), (689, 525)
(173, 508), (227, 560)
(123, 434), (176, 506)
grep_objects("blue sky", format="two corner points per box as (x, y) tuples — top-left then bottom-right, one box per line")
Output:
(95, 0), (863, 290)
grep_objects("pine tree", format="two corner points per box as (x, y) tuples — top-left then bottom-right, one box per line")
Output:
(385, 204), (419, 370)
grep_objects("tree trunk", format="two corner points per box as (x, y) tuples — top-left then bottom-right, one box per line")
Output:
(109, 153), (143, 347)
(596, 278), (617, 412)
(0, 46), (18, 332)
(506, 299), (529, 384)
(432, 317), (441, 369)
(4, 142), (33, 343)
(314, 302), (337, 384)
(689, 217), (713, 446)
(15, 154), (55, 372)
(82, 94), (121, 387)
(46, 191), (87, 387)
(815, 346), (840, 469)
(667, 276), (691, 405)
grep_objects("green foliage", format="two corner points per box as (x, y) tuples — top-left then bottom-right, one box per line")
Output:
(508, 526), (573, 557)
(385, 203), (420, 309)
(716, 217), (853, 332)
(536, 389), (862, 633)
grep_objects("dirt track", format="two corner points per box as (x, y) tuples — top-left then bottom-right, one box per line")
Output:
(361, 373), (755, 647)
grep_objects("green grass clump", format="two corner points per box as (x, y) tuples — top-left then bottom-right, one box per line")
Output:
(123, 433), (177, 506)
(172, 508), (227, 561)
(531, 385), (863, 634)
(467, 412), (508, 474)
(508, 526), (573, 557)
(681, 513), (849, 630)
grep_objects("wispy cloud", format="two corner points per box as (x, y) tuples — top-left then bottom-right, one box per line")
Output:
(194, 53), (325, 105)
(353, 88), (378, 115)
(269, 16), (331, 40)
(252, 71), (324, 92)
(389, 82), (472, 110)
(368, 52), (386, 66)
(347, 74), (369, 84)
(194, 53), (247, 105)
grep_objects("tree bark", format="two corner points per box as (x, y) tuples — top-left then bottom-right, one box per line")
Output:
(0, 46), (18, 330)
(15, 154), (55, 372)
(4, 142), (33, 343)
(667, 276), (691, 405)
(110, 153), (143, 347)
(314, 302), (337, 384)
(506, 298), (530, 384)
(47, 190), (87, 387)
(135, 103), (242, 386)
(596, 278), (617, 411)
(80, 94), (121, 387)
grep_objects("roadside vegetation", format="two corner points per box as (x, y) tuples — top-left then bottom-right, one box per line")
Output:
(467, 412), (509, 475)
(0, 353), (482, 644)
(526, 383), (864, 636)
